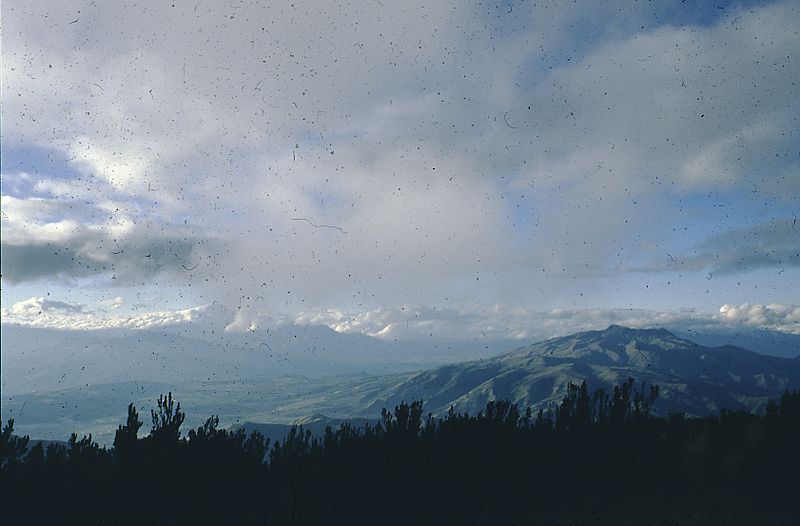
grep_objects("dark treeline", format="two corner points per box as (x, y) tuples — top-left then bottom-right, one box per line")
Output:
(2, 380), (799, 525)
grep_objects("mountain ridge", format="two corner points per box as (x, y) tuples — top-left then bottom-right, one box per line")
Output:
(4, 325), (799, 444)
(337, 325), (800, 418)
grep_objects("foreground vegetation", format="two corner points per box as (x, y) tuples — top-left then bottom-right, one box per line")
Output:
(2, 380), (799, 525)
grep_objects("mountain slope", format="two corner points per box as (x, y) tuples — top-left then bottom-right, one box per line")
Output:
(334, 325), (800, 417)
(5, 325), (799, 444)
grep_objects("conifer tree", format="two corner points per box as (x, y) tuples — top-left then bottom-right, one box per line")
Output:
(150, 392), (185, 443)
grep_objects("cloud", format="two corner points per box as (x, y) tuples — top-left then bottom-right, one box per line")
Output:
(1, 194), (213, 284)
(6, 296), (798, 341)
(0, 220), (205, 284)
(716, 303), (800, 334)
(641, 217), (800, 273)
(1, 0), (798, 310)
(293, 302), (800, 340)
(7, 296), (84, 317)
(102, 296), (125, 309)
(1, 297), (221, 331)
(315, 305), (689, 341)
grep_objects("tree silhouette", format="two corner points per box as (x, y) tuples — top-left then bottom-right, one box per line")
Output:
(381, 400), (424, 438)
(3, 382), (799, 525)
(150, 392), (185, 443)
(114, 403), (143, 461)
(0, 419), (29, 470)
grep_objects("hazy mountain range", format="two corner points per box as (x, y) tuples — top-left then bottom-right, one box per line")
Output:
(0, 324), (515, 395)
(3, 325), (799, 445)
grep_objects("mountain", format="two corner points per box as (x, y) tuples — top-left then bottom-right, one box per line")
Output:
(672, 327), (800, 359)
(0, 324), (513, 395)
(5, 325), (799, 444)
(330, 325), (800, 417)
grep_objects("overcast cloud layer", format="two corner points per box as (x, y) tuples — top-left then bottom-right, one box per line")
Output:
(2, 1), (799, 336)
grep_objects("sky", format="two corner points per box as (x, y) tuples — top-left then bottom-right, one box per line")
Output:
(2, 0), (799, 341)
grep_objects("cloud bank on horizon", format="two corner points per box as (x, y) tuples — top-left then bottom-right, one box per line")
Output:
(3, 296), (798, 341)
(2, 0), (798, 336)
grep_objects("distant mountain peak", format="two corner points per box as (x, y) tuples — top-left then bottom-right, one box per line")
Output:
(508, 324), (701, 364)
(590, 325), (692, 351)
(603, 324), (673, 336)
(593, 324), (679, 341)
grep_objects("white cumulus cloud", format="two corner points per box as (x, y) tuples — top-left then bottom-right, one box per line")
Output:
(716, 303), (800, 335)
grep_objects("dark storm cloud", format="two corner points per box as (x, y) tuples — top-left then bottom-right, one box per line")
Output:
(1, 221), (207, 284)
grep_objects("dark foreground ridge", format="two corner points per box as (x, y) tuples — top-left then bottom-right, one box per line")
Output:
(2, 380), (799, 525)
